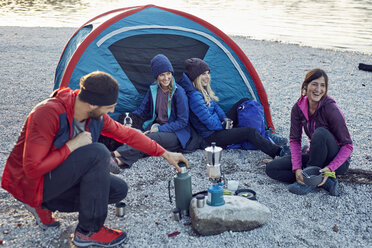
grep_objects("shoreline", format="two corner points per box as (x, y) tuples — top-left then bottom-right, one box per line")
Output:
(0, 26), (371, 247)
(2, 25), (372, 56)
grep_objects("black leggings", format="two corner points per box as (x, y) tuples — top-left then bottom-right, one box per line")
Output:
(204, 98), (281, 158)
(205, 127), (281, 158)
(265, 127), (350, 183)
(116, 131), (181, 167)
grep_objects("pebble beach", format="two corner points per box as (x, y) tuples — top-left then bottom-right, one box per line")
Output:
(0, 26), (371, 247)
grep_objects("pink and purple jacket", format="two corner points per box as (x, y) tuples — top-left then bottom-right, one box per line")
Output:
(289, 95), (353, 172)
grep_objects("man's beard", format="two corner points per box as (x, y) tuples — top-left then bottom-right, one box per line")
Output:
(88, 109), (103, 120)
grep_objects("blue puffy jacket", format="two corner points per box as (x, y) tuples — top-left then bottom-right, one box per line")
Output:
(134, 78), (191, 148)
(178, 73), (226, 138)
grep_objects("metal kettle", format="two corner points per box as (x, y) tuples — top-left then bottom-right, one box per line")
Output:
(205, 142), (222, 165)
(205, 142), (222, 179)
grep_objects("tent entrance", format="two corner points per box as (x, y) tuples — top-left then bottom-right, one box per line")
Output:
(109, 33), (209, 94)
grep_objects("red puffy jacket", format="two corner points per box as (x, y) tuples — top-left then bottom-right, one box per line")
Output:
(1, 88), (165, 207)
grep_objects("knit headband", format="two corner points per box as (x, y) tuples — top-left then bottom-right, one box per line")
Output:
(79, 88), (118, 106)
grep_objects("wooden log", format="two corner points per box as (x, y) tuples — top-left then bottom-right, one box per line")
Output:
(338, 169), (372, 184)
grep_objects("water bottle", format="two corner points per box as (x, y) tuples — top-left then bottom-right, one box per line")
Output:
(173, 162), (192, 216)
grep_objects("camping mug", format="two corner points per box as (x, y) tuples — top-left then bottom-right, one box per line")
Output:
(227, 180), (239, 193)
(223, 118), (232, 129)
(115, 202), (126, 217)
(173, 208), (181, 221)
(196, 194), (205, 208)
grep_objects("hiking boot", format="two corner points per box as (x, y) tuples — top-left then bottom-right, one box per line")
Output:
(73, 225), (128, 247)
(109, 152), (121, 174)
(266, 128), (288, 147)
(109, 157), (121, 174)
(288, 182), (314, 195)
(279, 144), (291, 157)
(321, 177), (340, 196)
(117, 157), (131, 169)
(23, 203), (60, 230)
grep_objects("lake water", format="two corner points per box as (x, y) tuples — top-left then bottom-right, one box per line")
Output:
(0, 0), (371, 55)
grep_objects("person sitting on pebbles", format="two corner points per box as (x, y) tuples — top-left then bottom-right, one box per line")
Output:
(1, 71), (187, 248)
(178, 57), (289, 158)
(110, 54), (199, 170)
(266, 68), (353, 196)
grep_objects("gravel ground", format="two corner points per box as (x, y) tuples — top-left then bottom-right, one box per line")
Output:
(0, 26), (371, 247)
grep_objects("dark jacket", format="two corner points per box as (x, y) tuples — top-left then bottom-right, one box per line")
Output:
(1, 88), (165, 207)
(289, 95), (353, 171)
(178, 73), (226, 138)
(134, 78), (190, 148)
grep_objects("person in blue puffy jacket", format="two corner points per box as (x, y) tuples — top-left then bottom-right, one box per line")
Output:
(111, 54), (194, 169)
(178, 58), (288, 158)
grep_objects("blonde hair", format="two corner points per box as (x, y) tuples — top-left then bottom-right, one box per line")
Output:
(193, 74), (219, 106)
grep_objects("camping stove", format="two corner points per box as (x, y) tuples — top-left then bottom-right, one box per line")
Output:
(205, 143), (225, 206)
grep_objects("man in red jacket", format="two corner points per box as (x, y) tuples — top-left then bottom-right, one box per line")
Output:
(1, 71), (187, 248)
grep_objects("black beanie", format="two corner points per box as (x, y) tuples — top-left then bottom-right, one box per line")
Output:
(78, 72), (119, 106)
(185, 58), (210, 82)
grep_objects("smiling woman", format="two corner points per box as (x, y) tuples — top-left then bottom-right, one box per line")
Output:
(306, 78), (327, 114)
(301, 69), (328, 115)
(109, 54), (197, 171)
(266, 68), (353, 197)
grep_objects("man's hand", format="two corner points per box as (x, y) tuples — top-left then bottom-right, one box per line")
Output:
(161, 150), (188, 173)
(66, 131), (92, 152)
(295, 169), (305, 185)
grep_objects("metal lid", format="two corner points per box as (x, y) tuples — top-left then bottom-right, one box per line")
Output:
(205, 145), (222, 153)
(178, 162), (187, 173)
(196, 194), (205, 200)
(180, 166), (187, 173)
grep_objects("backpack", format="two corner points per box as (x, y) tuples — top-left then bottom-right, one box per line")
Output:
(227, 100), (268, 150)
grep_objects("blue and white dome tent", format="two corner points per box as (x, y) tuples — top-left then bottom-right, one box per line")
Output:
(54, 4), (275, 130)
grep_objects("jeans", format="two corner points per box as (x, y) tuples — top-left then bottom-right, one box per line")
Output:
(265, 127), (350, 183)
(42, 143), (128, 232)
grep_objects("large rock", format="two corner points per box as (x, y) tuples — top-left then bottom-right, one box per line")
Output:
(190, 195), (270, 236)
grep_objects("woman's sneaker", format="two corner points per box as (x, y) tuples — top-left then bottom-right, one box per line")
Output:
(23, 203), (60, 230)
(279, 145), (291, 157)
(288, 182), (314, 195)
(266, 128), (288, 147)
(321, 178), (340, 196)
(73, 225), (127, 247)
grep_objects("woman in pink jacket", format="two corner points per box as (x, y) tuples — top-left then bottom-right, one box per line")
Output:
(266, 68), (352, 196)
